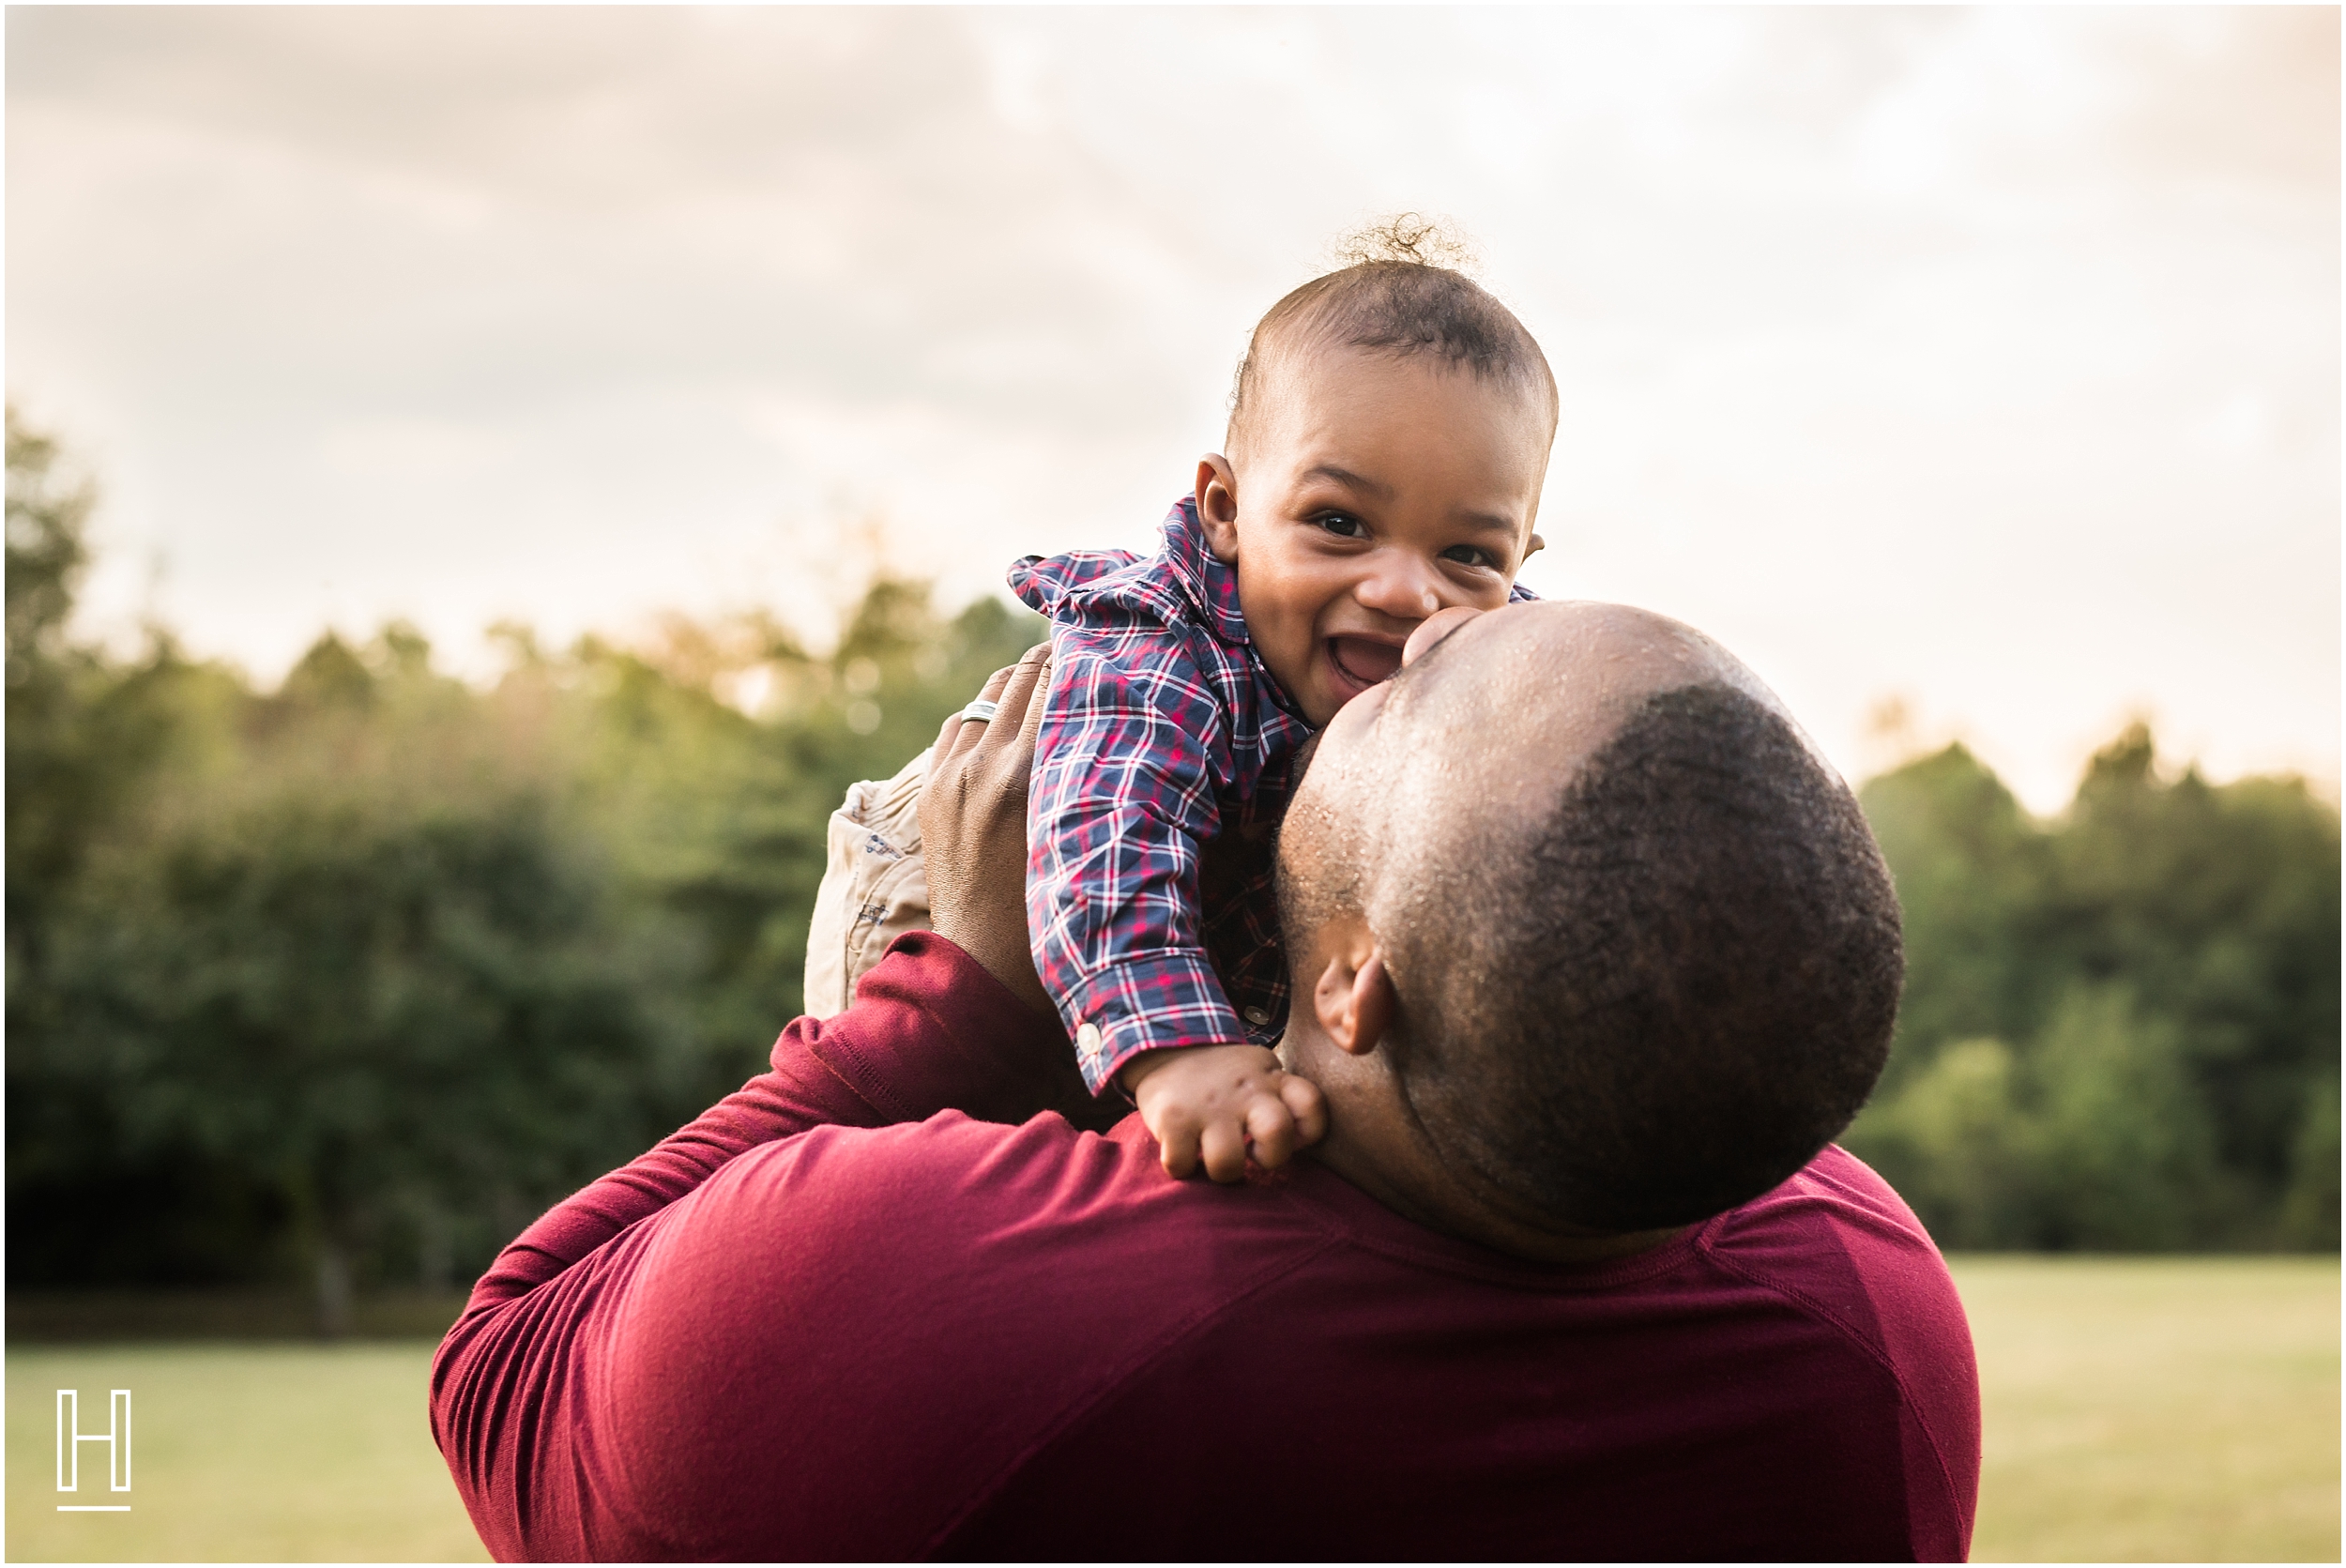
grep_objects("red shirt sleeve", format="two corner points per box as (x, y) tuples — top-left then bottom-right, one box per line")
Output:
(427, 933), (1077, 1560)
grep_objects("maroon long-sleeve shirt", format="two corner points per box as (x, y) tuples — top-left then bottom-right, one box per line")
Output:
(431, 934), (1980, 1561)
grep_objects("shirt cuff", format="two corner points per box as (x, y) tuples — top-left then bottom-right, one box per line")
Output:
(802, 931), (1088, 1126)
(1056, 951), (1251, 1094)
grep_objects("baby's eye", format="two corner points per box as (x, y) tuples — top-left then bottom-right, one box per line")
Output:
(1314, 512), (1368, 540)
(1440, 544), (1500, 570)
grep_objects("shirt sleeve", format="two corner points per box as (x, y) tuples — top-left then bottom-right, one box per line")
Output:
(1026, 621), (1248, 1092)
(427, 933), (1078, 1560)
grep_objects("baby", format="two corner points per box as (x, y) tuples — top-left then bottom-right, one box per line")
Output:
(806, 225), (1559, 1180)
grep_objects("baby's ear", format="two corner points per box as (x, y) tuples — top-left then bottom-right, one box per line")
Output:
(1194, 455), (1242, 564)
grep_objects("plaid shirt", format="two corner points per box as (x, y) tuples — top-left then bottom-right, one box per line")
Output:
(1010, 500), (1305, 1093)
(1011, 497), (1534, 1094)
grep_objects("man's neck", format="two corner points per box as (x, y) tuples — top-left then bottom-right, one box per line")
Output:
(1308, 1100), (1682, 1268)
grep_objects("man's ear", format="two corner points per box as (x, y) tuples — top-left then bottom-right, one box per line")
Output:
(1195, 455), (1241, 564)
(1314, 945), (1396, 1058)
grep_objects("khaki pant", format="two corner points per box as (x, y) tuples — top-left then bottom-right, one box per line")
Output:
(802, 747), (935, 1020)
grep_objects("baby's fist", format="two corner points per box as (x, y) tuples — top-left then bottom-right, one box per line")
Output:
(1120, 1043), (1328, 1183)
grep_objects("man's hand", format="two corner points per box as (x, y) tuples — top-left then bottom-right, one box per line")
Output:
(921, 645), (1056, 1018)
(1120, 1043), (1328, 1183)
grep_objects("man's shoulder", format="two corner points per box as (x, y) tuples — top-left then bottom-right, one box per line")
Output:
(1693, 1144), (1980, 1554)
(711, 1110), (1324, 1292)
(602, 1110), (1325, 1560)
(1699, 1145), (1971, 1352)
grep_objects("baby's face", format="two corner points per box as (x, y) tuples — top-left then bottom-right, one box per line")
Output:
(1196, 344), (1552, 728)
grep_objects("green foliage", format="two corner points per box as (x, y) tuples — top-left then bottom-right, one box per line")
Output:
(9, 408), (2334, 1302)
(2031, 985), (2226, 1249)
(7, 408), (92, 677)
(1846, 727), (2340, 1252)
(5, 413), (1043, 1316)
(1854, 746), (2051, 1097)
(2281, 1072), (2341, 1249)
(1847, 1039), (2041, 1250)
(6, 409), (186, 959)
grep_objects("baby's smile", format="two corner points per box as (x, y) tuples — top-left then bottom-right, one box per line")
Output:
(1325, 634), (1405, 699)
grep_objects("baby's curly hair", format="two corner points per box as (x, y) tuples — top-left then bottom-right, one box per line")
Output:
(1226, 215), (1555, 455)
(1329, 212), (1482, 271)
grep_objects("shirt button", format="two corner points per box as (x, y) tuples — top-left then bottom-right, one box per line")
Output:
(1243, 1006), (1272, 1027)
(1076, 1023), (1103, 1058)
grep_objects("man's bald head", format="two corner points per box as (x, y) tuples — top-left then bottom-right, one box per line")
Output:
(1279, 603), (1903, 1233)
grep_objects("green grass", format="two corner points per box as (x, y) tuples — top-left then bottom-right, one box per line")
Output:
(1953, 1256), (2339, 1562)
(7, 1342), (485, 1562)
(5, 1259), (2337, 1561)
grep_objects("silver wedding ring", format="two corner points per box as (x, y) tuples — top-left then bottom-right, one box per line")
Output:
(960, 699), (1000, 723)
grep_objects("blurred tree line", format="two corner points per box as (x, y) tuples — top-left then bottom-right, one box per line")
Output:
(6, 414), (2338, 1332)
(1843, 731), (2338, 1251)
(6, 411), (1041, 1327)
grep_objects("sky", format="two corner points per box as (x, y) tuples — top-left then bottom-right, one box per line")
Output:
(7, 6), (2338, 812)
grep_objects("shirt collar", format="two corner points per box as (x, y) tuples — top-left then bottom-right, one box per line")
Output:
(1157, 496), (1254, 648)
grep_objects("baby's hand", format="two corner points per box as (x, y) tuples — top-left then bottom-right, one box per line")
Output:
(1120, 1043), (1327, 1183)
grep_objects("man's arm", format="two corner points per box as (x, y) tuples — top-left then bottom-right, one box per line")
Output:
(428, 934), (1072, 1559)
(442, 934), (1067, 1322)
(430, 649), (1085, 1559)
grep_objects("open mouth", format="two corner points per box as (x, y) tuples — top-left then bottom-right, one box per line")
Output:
(1326, 635), (1405, 692)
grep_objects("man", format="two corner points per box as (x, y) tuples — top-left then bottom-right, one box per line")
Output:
(432, 602), (1979, 1560)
